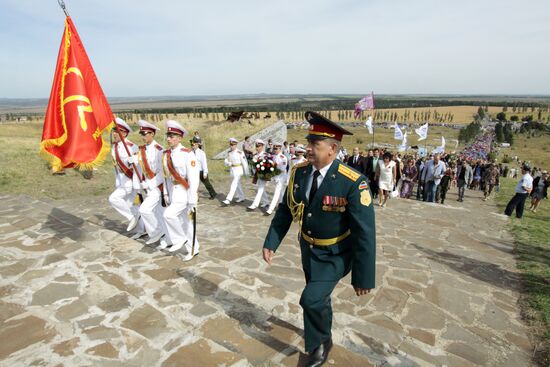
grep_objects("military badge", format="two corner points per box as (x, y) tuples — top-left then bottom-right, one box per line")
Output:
(360, 189), (372, 206)
(358, 180), (369, 190)
(322, 196), (347, 212)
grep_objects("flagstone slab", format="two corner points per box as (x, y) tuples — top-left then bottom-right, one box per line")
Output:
(161, 339), (243, 367)
(0, 191), (534, 366)
(31, 283), (80, 306)
(121, 304), (169, 339)
(0, 316), (55, 359)
(85, 342), (119, 359)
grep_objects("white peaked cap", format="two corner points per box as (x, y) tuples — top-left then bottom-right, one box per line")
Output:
(138, 119), (160, 131)
(115, 117), (132, 133)
(255, 138), (265, 145)
(229, 138), (239, 144)
(165, 120), (186, 136)
(295, 146), (306, 153)
(273, 141), (284, 147)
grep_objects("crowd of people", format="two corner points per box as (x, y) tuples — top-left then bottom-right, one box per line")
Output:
(107, 116), (548, 264)
(103, 112), (546, 365)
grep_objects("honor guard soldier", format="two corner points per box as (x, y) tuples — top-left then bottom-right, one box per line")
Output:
(265, 141), (288, 215)
(160, 120), (201, 261)
(290, 145), (307, 169)
(248, 139), (271, 210)
(191, 136), (217, 199)
(222, 138), (249, 205)
(108, 117), (145, 236)
(135, 120), (167, 245)
(262, 111), (376, 367)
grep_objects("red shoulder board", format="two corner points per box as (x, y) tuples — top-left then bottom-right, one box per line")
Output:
(181, 148), (191, 153)
(155, 144), (163, 151)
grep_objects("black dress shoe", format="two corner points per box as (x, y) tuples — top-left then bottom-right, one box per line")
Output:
(305, 339), (333, 367)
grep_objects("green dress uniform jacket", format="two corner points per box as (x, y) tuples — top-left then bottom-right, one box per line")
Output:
(262, 159), (376, 352)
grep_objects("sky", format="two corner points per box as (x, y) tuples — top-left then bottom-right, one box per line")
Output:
(1, 0), (549, 98)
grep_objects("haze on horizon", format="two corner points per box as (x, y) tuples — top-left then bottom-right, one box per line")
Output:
(1, 0), (549, 99)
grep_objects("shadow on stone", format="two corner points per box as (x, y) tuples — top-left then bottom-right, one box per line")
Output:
(42, 208), (84, 241)
(177, 269), (304, 359)
(411, 243), (522, 290)
(94, 214), (126, 233)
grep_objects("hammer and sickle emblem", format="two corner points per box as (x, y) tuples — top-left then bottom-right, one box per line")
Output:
(63, 67), (93, 133)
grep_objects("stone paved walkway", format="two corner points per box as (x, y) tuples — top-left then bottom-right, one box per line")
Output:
(0, 184), (533, 366)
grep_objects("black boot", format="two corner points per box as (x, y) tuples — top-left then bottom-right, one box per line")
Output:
(305, 339), (333, 367)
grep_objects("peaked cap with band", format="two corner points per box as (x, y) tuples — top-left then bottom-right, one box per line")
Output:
(305, 111), (353, 141)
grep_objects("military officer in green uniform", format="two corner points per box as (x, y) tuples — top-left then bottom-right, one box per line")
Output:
(262, 111), (376, 367)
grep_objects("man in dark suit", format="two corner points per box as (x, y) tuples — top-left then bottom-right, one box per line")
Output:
(346, 147), (367, 174)
(365, 148), (380, 199)
(262, 111), (376, 367)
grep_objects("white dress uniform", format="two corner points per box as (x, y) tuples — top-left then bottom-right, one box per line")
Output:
(289, 154), (307, 169)
(248, 143), (271, 210)
(223, 138), (249, 204)
(135, 120), (167, 244)
(161, 121), (200, 259)
(266, 146), (288, 214)
(108, 118), (144, 234)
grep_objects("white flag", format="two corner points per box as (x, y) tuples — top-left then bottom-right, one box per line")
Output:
(398, 132), (408, 152)
(365, 116), (373, 134)
(433, 136), (446, 154)
(415, 123), (428, 141)
(394, 122), (404, 140)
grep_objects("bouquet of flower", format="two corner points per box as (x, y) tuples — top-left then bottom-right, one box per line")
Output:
(252, 154), (281, 182)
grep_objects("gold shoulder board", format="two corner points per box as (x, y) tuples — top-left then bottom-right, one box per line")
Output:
(293, 161), (310, 170)
(338, 164), (361, 182)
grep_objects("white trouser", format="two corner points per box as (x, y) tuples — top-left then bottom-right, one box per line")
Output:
(226, 167), (245, 202)
(251, 179), (270, 208)
(109, 187), (144, 232)
(139, 187), (166, 238)
(163, 185), (198, 253)
(268, 175), (285, 212)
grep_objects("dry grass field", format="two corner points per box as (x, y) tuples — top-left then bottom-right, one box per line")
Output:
(6, 105), (550, 125)
(0, 117), (460, 200)
(1, 107), (548, 199)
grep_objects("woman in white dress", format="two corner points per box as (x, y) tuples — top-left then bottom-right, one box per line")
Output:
(375, 151), (397, 207)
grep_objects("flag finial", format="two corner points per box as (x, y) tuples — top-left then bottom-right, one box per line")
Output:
(57, 0), (69, 17)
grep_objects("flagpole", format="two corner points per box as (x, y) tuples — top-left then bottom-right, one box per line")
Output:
(371, 91), (375, 148)
(57, 0), (69, 17)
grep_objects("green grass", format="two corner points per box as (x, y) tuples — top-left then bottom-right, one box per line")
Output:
(496, 178), (550, 365)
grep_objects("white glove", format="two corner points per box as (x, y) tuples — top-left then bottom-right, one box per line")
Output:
(187, 203), (197, 213)
(163, 194), (171, 206)
(203, 172), (208, 179)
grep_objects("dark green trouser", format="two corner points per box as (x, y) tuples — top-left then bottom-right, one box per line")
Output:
(200, 171), (216, 197)
(300, 280), (339, 352)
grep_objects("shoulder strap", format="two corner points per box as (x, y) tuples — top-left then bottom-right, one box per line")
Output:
(139, 145), (156, 180)
(164, 150), (189, 189)
(114, 144), (133, 178)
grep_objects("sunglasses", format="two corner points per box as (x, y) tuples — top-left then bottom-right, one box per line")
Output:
(256, 144), (263, 147)
(139, 131), (151, 136)
(166, 134), (179, 138)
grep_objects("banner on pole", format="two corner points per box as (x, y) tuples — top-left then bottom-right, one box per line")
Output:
(40, 16), (114, 171)
(415, 123), (429, 141)
(354, 92), (375, 118)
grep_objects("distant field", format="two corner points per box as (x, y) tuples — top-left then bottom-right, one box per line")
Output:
(1, 109), (548, 199)
(0, 117), (460, 199)
(497, 134), (550, 169)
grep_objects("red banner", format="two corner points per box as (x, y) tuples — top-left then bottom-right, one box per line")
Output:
(40, 17), (114, 171)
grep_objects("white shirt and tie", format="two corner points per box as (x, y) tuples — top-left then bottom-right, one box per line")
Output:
(306, 162), (332, 201)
